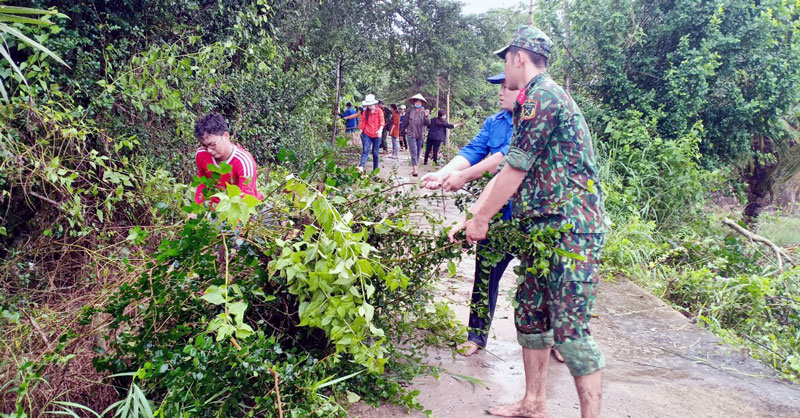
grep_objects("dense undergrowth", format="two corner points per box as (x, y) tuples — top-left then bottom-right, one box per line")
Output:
(0, 3), (466, 415)
(597, 111), (800, 382)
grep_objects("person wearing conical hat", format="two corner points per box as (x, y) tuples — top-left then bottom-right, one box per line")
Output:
(400, 93), (430, 176)
(357, 94), (385, 172)
(449, 26), (608, 418)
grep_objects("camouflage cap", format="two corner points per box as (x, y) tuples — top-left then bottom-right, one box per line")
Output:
(494, 26), (553, 60)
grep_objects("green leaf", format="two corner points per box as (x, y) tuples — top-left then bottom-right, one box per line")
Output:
(235, 323), (254, 339)
(0, 42), (28, 90)
(360, 302), (374, 322)
(374, 222), (390, 234)
(364, 283), (375, 298)
(356, 259), (373, 276)
(448, 260), (457, 277)
(346, 390), (361, 403)
(242, 194), (261, 207)
(0, 5), (58, 15)
(0, 13), (53, 25)
(226, 183), (243, 198)
(200, 286), (227, 305)
(0, 22), (67, 67)
(132, 383), (155, 418)
(368, 323), (384, 338)
(313, 369), (365, 390)
(49, 401), (101, 418)
(228, 301), (247, 322)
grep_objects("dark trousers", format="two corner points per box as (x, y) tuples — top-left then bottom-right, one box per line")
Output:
(424, 139), (443, 165)
(400, 134), (407, 149)
(468, 242), (514, 347)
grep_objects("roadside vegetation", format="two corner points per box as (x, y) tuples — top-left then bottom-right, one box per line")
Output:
(1, 0), (799, 416)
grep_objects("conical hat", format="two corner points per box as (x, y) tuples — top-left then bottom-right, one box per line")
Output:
(408, 93), (427, 104)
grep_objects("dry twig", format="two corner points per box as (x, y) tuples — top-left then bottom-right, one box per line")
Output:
(722, 217), (795, 269)
(271, 370), (284, 418)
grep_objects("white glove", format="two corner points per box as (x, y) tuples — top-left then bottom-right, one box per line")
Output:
(377, 128), (383, 138)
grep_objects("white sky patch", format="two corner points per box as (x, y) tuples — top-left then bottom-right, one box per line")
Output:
(460, 0), (526, 15)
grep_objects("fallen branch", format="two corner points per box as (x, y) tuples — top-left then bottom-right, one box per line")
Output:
(721, 217), (795, 269)
(23, 310), (52, 349)
(271, 370), (284, 418)
(29, 190), (63, 208)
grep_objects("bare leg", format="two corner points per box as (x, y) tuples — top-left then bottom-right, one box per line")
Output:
(488, 347), (549, 418)
(574, 371), (602, 418)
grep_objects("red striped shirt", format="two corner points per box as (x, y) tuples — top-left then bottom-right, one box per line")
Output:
(195, 144), (264, 205)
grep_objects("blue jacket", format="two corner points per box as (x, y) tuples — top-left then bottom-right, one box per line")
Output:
(339, 107), (358, 130)
(456, 110), (513, 220)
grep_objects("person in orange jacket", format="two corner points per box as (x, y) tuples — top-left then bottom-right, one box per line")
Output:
(357, 94), (385, 171)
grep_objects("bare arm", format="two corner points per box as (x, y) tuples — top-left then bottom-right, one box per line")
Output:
(420, 155), (471, 189)
(442, 152), (504, 192)
(470, 164), (525, 222)
(449, 164), (527, 244)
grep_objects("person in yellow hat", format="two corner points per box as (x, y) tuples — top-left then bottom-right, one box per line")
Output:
(400, 93), (430, 176)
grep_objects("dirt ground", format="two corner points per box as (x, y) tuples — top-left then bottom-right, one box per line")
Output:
(348, 149), (800, 418)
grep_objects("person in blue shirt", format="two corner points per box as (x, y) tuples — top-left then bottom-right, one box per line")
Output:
(339, 102), (359, 146)
(422, 73), (564, 361)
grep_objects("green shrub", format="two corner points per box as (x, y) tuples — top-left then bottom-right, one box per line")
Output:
(89, 159), (464, 416)
(598, 110), (713, 231)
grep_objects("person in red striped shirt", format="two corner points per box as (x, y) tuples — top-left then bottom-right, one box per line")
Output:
(194, 112), (264, 205)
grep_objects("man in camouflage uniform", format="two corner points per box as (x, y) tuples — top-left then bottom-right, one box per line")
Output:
(449, 26), (607, 418)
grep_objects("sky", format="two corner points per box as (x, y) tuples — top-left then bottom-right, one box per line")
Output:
(459, 0), (525, 15)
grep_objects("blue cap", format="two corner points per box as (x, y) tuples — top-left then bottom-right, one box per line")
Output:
(486, 72), (505, 84)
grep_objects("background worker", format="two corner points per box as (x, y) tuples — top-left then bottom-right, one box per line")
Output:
(401, 93), (430, 177)
(338, 102), (360, 146)
(357, 94), (385, 172)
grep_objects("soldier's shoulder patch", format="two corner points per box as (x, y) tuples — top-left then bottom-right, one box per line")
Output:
(521, 98), (537, 120)
(516, 90), (527, 105)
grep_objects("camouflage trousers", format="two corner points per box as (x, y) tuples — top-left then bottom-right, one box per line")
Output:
(514, 233), (605, 377)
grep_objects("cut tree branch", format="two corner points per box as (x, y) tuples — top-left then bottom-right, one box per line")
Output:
(721, 217), (795, 270)
(271, 370), (284, 418)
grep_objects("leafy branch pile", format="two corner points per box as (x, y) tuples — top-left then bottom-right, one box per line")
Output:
(66, 160), (464, 417)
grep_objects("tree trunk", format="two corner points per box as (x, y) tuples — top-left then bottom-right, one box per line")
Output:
(529, 0), (535, 25)
(435, 75), (440, 112)
(743, 135), (777, 224)
(445, 73), (451, 148)
(330, 55), (343, 145)
(563, 0), (571, 93)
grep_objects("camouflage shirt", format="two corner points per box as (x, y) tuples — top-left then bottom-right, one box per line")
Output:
(503, 73), (607, 234)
